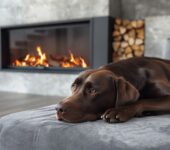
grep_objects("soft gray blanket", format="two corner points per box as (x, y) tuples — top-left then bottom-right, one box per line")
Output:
(0, 105), (170, 150)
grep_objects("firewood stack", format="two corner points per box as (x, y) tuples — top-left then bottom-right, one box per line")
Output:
(112, 18), (145, 62)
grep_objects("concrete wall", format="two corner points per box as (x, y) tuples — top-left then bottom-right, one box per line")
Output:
(0, 0), (111, 26)
(0, 71), (77, 97)
(120, 0), (170, 19)
(1, 0), (170, 26)
(145, 16), (170, 59)
(109, 0), (121, 18)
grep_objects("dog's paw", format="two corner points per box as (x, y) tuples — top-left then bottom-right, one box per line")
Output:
(101, 106), (137, 123)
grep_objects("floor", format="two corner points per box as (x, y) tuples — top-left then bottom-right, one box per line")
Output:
(0, 91), (63, 117)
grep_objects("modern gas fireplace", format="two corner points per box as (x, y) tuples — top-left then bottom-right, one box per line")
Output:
(0, 17), (112, 73)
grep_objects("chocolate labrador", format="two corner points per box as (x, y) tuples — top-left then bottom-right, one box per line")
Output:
(56, 57), (170, 123)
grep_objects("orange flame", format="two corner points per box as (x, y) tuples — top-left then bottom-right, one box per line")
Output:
(80, 57), (87, 68)
(13, 46), (49, 67)
(12, 47), (88, 68)
(59, 49), (88, 68)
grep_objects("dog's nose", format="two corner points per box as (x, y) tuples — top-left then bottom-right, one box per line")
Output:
(55, 105), (65, 114)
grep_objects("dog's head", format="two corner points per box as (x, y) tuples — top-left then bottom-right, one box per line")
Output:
(56, 69), (139, 123)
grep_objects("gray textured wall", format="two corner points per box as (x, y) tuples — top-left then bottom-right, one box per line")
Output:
(145, 16), (170, 59)
(120, 0), (170, 19)
(0, 0), (110, 26)
(1, 0), (170, 26)
(109, 0), (121, 18)
(0, 71), (77, 97)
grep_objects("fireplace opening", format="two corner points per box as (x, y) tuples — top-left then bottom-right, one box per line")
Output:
(0, 17), (112, 73)
(9, 22), (90, 70)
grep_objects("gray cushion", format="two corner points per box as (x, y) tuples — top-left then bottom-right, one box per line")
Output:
(1, 105), (170, 150)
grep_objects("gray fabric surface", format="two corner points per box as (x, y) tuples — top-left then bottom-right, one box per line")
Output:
(0, 105), (170, 150)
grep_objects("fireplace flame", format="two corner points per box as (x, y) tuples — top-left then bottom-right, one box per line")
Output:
(12, 47), (88, 68)
(13, 46), (49, 67)
(80, 57), (87, 68)
(59, 49), (88, 68)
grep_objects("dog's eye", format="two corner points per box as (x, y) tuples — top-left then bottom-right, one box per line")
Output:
(86, 88), (97, 96)
(71, 83), (77, 91)
(71, 78), (82, 91)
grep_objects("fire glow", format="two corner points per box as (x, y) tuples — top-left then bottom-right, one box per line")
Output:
(12, 46), (88, 68)
(59, 50), (88, 68)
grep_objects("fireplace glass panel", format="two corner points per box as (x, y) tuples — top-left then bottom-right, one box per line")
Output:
(9, 23), (90, 69)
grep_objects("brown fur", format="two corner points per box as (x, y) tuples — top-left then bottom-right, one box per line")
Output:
(56, 57), (170, 123)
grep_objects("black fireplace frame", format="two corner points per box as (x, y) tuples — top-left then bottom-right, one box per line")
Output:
(0, 17), (113, 73)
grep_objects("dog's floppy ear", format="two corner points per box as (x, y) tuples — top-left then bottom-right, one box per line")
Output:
(114, 77), (139, 107)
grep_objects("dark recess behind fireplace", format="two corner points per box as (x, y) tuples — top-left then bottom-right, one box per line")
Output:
(0, 17), (112, 73)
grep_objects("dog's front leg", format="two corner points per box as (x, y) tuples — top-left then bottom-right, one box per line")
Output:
(102, 95), (170, 123)
(101, 103), (142, 123)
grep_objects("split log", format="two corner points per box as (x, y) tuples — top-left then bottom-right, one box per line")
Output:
(119, 26), (126, 34)
(125, 46), (132, 54)
(136, 20), (144, 28)
(126, 53), (133, 58)
(121, 41), (128, 48)
(122, 19), (130, 26)
(140, 45), (144, 51)
(128, 37), (135, 46)
(114, 24), (119, 30)
(115, 18), (122, 25)
(112, 30), (120, 37)
(131, 20), (144, 28)
(127, 23), (133, 30)
(123, 34), (129, 41)
(114, 35), (122, 41)
(119, 54), (126, 60)
(136, 29), (144, 39)
(132, 45), (140, 51)
(131, 21), (137, 28)
(117, 49), (124, 56)
(112, 42), (121, 51)
(135, 38), (143, 45)
(128, 29), (136, 38)
(134, 50), (144, 57)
